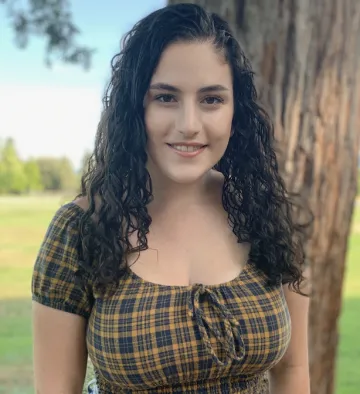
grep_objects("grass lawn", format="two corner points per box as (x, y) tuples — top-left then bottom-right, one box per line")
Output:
(335, 206), (360, 394)
(0, 194), (359, 393)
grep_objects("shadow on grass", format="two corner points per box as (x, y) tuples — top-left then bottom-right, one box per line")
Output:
(0, 297), (33, 394)
(0, 297), (95, 394)
(336, 297), (360, 394)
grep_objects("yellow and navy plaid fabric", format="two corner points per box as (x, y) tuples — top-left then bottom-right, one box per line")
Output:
(32, 203), (291, 393)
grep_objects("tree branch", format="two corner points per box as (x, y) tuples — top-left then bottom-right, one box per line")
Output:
(1, 0), (95, 69)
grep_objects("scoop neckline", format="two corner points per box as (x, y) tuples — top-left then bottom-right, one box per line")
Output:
(68, 201), (253, 290)
(125, 260), (252, 290)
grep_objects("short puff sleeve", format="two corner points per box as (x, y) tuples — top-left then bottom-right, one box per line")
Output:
(31, 203), (93, 318)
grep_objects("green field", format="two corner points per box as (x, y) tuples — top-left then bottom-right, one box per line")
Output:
(0, 195), (359, 393)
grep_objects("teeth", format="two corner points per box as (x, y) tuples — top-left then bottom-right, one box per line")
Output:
(171, 145), (203, 152)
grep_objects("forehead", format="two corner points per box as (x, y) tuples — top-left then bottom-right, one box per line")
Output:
(150, 41), (232, 91)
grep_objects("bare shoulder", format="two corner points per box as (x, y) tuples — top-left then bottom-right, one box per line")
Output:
(73, 196), (90, 212)
(72, 195), (103, 224)
(73, 195), (102, 210)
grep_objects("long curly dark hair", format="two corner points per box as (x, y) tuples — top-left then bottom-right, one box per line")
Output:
(77, 3), (309, 295)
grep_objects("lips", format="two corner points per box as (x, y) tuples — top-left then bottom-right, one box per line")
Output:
(167, 143), (207, 153)
(166, 143), (207, 158)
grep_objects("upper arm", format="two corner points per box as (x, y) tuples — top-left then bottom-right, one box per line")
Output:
(32, 303), (88, 394)
(31, 203), (93, 393)
(273, 271), (310, 372)
(269, 281), (310, 393)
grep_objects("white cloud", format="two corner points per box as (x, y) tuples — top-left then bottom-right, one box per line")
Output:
(0, 84), (103, 169)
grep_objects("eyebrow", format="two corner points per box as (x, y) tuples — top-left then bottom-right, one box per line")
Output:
(149, 83), (230, 93)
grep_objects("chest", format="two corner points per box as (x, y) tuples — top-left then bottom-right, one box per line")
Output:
(87, 274), (291, 391)
(127, 207), (250, 286)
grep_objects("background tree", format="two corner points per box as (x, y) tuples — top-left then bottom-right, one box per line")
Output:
(35, 156), (78, 191)
(23, 159), (43, 192)
(0, 137), (80, 194)
(80, 150), (93, 177)
(168, 1), (360, 394)
(0, 0), (94, 68)
(57, 157), (79, 190)
(0, 138), (27, 194)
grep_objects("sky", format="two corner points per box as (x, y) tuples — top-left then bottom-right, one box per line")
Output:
(0, 0), (166, 170)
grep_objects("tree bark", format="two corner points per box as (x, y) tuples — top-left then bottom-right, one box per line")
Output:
(168, 1), (360, 393)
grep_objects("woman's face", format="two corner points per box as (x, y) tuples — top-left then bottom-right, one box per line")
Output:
(144, 41), (234, 185)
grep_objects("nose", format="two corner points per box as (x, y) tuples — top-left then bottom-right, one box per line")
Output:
(176, 101), (201, 137)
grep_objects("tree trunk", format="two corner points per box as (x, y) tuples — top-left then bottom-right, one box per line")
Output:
(168, 1), (360, 393)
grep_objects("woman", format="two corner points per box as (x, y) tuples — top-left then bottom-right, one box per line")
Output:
(32, 3), (310, 393)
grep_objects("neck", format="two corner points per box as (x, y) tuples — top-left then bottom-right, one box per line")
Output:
(147, 171), (213, 213)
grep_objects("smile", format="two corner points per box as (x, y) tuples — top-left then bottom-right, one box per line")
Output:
(167, 143), (207, 157)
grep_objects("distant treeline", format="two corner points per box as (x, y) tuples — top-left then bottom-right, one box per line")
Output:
(0, 138), (91, 195)
(1, 137), (359, 197)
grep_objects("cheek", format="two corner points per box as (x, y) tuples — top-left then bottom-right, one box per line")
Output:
(206, 111), (233, 143)
(145, 106), (172, 137)
(145, 109), (169, 156)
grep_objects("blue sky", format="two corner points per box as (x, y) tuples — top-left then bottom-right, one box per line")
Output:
(0, 0), (165, 169)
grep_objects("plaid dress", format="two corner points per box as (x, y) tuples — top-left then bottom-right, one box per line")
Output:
(32, 203), (291, 393)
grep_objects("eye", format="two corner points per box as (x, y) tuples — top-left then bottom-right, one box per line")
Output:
(202, 96), (224, 105)
(155, 94), (176, 103)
